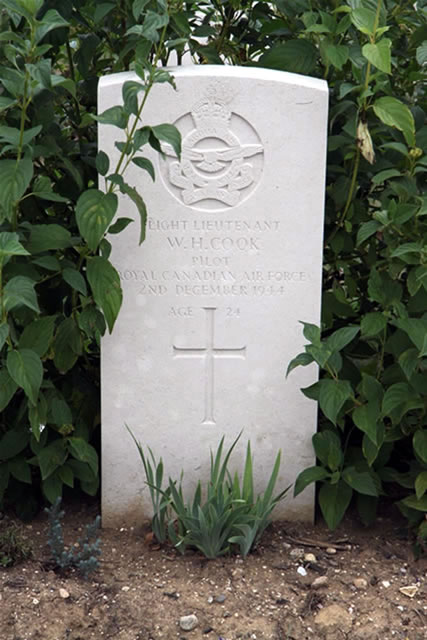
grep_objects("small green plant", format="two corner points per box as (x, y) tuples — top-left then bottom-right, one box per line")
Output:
(130, 430), (289, 558)
(126, 424), (171, 544)
(0, 524), (32, 567)
(45, 497), (101, 578)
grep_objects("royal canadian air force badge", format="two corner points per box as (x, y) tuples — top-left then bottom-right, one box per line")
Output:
(160, 84), (264, 211)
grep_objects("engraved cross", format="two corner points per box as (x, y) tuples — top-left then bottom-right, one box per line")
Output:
(173, 307), (246, 425)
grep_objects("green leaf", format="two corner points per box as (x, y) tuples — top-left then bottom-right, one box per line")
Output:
(0, 322), (9, 350)
(361, 312), (387, 337)
(37, 439), (67, 480)
(326, 326), (359, 352)
(108, 217), (133, 234)
(7, 348), (43, 406)
(356, 220), (381, 246)
(0, 156), (33, 215)
(86, 257), (122, 333)
(401, 494), (427, 512)
(286, 352), (314, 376)
(76, 190), (118, 252)
(95, 151), (110, 176)
(416, 42), (427, 66)
(67, 437), (98, 476)
(362, 38), (391, 74)
(342, 466), (379, 496)
(382, 382), (411, 415)
(373, 97), (416, 147)
(319, 480), (352, 530)
(301, 322), (321, 345)
(259, 40), (317, 75)
(62, 268), (87, 296)
(0, 429), (29, 461)
(319, 379), (353, 425)
(3, 276), (39, 313)
(8, 456), (31, 484)
(94, 2), (115, 23)
(0, 124), (41, 147)
(34, 9), (69, 43)
(50, 396), (72, 426)
(351, 8), (376, 36)
(0, 232), (29, 266)
(396, 317), (427, 353)
(325, 44), (349, 70)
(415, 471), (427, 500)
(313, 431), (343, 471)
(353, 402), (382, 446)
(122, 80), (146, 116)
(0, 369), (18, 411)
(119, 183), (147, 244)
(132, 0), (150, 20)
(27, 224), (72, 253)
(131, 156), (155, 181)
(28, 392), (48, 441)
(67, 459), (97, 483)
(42, 471), (63, 504)
(93, 106), (128, 129)
(362, 434), (380, 466)
(371, 169), (401, 185)
(306, 343), (332, 368)
(151, 124), (181, 159)
(53, 317), (82, 373)
(127, 10), (169, 43)
(413, 430), (427, 465)
(58, 464), (74, 488)
(294, 466), (329, 497)
(398, 348), (419, 380)
(19, 315), (56, 357)
(32, 256), (60, 271)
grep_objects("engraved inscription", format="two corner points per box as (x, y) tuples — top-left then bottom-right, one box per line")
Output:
(173, 307), (246, 424)
(160, 84), (264, 211)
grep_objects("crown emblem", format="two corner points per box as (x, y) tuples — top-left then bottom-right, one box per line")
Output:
(191, 83), (234, 128)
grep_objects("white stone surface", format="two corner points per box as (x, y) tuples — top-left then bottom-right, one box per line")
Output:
(99, 66), (328, 527)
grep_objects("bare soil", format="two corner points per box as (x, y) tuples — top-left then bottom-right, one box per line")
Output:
(0, 501), (426, 640)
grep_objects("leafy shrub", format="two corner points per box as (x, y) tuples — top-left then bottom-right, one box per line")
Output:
(45, 497), (101, 577)
(0, 0), (180, 517)
(130, 430), (288, 558)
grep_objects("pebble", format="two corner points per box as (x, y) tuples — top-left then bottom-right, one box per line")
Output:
(326, 547), (337, 555)
(353, 578), (368, 590)
(32, 598), (39, 605)
(304, 553), (317, 563)
(179, 614), (198, 631)
(311, 576), (328, 589)
(382, 580), (391, 588)
(121, 586), (130, 592)
(290, 547), (304, 559)
(297, 566), (307, 576)
(59, 588), (70, 599)
(214, 594), (226, 603)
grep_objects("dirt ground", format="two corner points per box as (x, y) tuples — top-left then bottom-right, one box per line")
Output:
(0, 500), (426, 640)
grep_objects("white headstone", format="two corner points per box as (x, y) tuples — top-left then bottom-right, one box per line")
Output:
(99, 66), (328, 527)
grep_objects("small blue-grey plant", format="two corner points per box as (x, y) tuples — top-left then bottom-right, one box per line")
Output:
(45, 498), (101, 578)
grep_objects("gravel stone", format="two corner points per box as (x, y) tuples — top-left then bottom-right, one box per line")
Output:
(311, 576), (328, 589)
(353, 578), (368, 590)
(179, 614), (199, 631)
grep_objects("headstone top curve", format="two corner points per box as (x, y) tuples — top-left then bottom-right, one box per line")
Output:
(98, 65), (328, 94)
